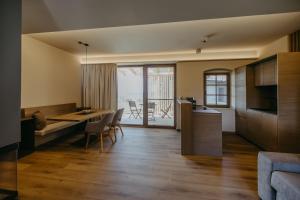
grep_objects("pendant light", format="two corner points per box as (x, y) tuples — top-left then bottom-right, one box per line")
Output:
(78, 41), (89, 66)
(78, 41), (89, 108)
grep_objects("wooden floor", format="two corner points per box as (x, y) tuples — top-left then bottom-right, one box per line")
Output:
(18, 128), (260, 200)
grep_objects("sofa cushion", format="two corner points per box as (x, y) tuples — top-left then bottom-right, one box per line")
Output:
(35, 121), (79, 136)
(271, 171), (300, 200)
(32, 111), (47, 130)
(258, 152), (300, 200)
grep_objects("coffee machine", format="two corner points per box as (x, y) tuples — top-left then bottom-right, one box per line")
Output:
(183, 97), (197, 110)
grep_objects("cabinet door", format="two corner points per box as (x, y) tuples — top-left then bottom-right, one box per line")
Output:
(262, 59), (277, 85)
(235, 67), (247, 116)
(259, 113), (277, 151)
(236, 86), (246, 115)
(254, 64), (263, 86)
(236, 114), (247, 137)
(247, 109), (262, 145)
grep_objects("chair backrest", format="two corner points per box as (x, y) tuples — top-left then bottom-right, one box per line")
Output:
(128, 100), (137, 108)
(148, 102), (156, 109)
(86, 112), (114, 134)
(102, 112), (114, 127)
(112, 108), (124, 126)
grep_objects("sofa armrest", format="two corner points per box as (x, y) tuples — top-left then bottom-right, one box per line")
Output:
(258, 151), (300, 200)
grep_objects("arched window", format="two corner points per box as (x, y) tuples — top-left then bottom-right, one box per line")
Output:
(204, 69), (231, 108)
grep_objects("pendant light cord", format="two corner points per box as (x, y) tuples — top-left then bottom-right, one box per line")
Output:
(78, 41), (89, 107)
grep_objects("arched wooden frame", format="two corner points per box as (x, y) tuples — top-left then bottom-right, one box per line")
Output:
(203, 69), (231, 108)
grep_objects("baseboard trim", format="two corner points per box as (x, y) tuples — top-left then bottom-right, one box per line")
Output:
(222, 131), (236, 134)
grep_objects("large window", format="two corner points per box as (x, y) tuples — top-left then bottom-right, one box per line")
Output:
(117, 65), (175, 127)
(204, 71), (230, 108)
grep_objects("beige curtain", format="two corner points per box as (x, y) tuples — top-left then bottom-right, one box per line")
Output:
(81, 63), (117, 110)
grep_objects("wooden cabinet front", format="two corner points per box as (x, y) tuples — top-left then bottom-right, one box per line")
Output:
(254, 58), (277, 86)
(247, 109), (262, 144)
(262, 59), (277, 86)
(254, 64), (264, 86)
(246, 109), (278, 150)
(236, 114), (247, 137)
(235, 66), (247, 116)
(260, 113), (278, 151)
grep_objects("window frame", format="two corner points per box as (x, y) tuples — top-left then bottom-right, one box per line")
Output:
(203, 72), (231, 108)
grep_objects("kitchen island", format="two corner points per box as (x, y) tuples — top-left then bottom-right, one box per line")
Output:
(177, 100), (222, 156)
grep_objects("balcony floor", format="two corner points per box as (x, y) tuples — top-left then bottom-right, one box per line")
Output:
(121, 113), (174, 126)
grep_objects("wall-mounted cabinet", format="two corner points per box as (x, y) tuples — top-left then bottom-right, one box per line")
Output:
(235, 53), (300, 153)
(254, 57), (277, 86)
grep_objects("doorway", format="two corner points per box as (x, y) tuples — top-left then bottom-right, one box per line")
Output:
(117, 64), (175, 128)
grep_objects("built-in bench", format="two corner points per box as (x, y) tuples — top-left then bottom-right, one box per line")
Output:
(20, 103), (85, 150)
(35, 121), (79, 136)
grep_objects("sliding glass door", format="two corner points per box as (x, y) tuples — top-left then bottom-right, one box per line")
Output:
(147, 67), (175, 127)
(117, 67), (143, 125)
(117, 65), (175, 127)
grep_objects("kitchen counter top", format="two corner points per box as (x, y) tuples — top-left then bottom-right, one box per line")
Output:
(248, 108), (277, 115)
(193, 109), (221, 114)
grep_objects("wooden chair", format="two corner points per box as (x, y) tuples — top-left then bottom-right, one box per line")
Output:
(84, 112), (115, 152)
(110, 108), (124, 141)
(128, 100), (142, 119)
(161, 104), (172, 119)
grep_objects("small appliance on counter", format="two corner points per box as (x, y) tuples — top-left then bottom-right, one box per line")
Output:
(181, 97), (197, 110)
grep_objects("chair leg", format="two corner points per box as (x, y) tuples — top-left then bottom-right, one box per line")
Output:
(133, 111), (138, 119)
(118, 125), (124, 136)
(108, 131), (114, 144)
(113, 127), (117, 141)
(85, 132), (90, 151)
(129, 111), (134, 119)
(99, 134), (104, 153)
(138, 111), (142, 119)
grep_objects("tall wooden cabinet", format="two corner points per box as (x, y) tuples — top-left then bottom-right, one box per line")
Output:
(254, 57), (277, 86)
(235, 52), (300, 153)
(277, 53), (300, 153)
(235, 66), (247, 137)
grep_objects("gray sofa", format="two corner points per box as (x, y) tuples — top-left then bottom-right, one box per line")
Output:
(258, 152), (300, 200)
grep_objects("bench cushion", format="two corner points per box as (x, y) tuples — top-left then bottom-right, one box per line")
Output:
(32, 111), (47, 130)
(271, 171), (300, 200)
(35, 121), (79, 136)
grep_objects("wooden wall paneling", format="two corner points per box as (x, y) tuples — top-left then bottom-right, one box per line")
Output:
(192, 112), (222, 156)
(178, 100), (193, 155)
(277, 52), (300, 153)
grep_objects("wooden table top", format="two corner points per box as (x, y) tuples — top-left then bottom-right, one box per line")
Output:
(47, 109), (113, 122)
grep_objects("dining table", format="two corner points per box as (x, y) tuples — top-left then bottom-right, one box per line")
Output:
(47, 109), (113, 122)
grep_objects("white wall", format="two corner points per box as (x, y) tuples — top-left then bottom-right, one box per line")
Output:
(176, 59), (255, 132)
(21, 35), (81, 108)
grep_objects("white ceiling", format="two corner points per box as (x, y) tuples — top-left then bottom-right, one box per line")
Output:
(22, 0), (300, 33)
(27, 12), (300, 58)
